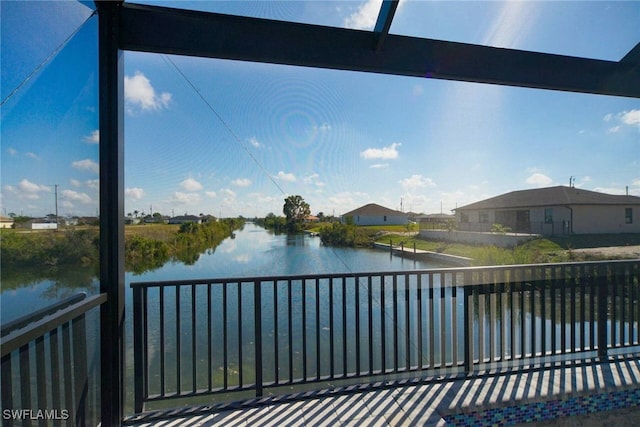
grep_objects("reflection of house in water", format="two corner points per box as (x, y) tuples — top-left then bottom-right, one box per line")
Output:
(455, 185), (640, 235)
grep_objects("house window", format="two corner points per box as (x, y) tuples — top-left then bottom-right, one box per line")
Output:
(545, 208), (553, 224)
(384, 215), (387, 222)
(625, 208), (633, 224)
(479, 211), (489, 223)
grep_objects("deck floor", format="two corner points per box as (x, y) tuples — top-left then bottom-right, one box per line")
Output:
(126, 355), (640, 426)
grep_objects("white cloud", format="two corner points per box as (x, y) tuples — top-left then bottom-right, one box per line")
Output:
(344, 0), (382, 30)
(303, 173), (325, 187)
(86, 179), (99, 190)
(248, 137), (261, 148)
(275, 171), (297, 182)
(171, 191), (201, 205)
(124, 71), (171, 114)
(398, 174), (436, 191)
(72, 159), (99, 174)
(25, 152), (39, 160)
(125, 187), (145, 200)
(525, 173), (553, 187)
(609, 126), (621, 133)
(83, 130), (99, 144)
(482, 1), (536, 48)
(603, 113), (613, 122)
(4, 179), (51, 201)
(70, 179), (82, 187)
(205, 191), (217, 198)
(360, 142), (401, 160)
(370, 163), (388, 169)
(620, 109), (640, 126)
(7, 147), (17, 155)
(232, 178), (252, 187)
(180, 178), (203, 192)
(61, 190), (92, 204)
(221, 188), (236, 198)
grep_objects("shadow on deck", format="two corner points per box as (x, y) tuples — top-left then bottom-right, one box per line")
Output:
(125, 354), (640, 426)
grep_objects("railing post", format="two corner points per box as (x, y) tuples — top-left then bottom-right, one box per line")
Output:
(463, 272), (473, 374)
(597, 264), (609, 358)
(254, 280), (263, 397)
(132, 286), (145, 413)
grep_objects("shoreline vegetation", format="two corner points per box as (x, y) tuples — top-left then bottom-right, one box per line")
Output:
(2, 220), (638, 279)
(1, 218), (244, 275)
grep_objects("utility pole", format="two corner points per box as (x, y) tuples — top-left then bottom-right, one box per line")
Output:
(54, 184), (59, 228)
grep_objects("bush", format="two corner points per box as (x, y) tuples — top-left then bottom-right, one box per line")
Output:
(319, 222), (373, 247)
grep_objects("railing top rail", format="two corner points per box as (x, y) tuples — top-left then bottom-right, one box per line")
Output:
(129, 259), (639, 289)
(1, 292), (87, 337)
(1, 293), (108, 357)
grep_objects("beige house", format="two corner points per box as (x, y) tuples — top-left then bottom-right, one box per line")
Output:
(455, 186), (640, 235)
(342, 203), (408, 226)
(0, 216), (14, 228)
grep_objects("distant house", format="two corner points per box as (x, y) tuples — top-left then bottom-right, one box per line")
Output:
(417, 213), (454, 229)
(0, 216), (14, 228)
(168, 215), (202, 225)
(124, 216), (141, 225)
(305, 215), (320, 223)
(455, 186), (640, 235)
(342, 203), (408, 226)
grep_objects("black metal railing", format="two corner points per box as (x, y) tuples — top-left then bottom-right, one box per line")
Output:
(1, 292), (107, 426)
(131, 260), (639, 412)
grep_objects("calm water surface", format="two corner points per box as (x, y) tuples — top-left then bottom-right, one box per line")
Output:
(1, 223), (442, 323)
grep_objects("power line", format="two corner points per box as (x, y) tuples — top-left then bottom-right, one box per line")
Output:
(161, 55), (287, 197)
(1, 10), (97, 108)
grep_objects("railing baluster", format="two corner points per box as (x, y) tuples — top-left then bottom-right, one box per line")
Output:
(440, 274), (447, 367)
(540, 267), (546, 357)
(289, 279), (294, 383)
(35, 335), (46, 413)
(329, 278), (335, 379)
(273, 280), (279, 385)
(72, 314), (88, 425)
(302, 279), (307, 381)
(417, 274), (423, 369)
(381, 275), (386, 373)
(238, 282), (243, 388)
(589, 264), (596, 351)
(342, 277), (347, 378)
(597, 264), (608, 357)
(393, 274), (399, 372)
(571, 265), (577, 352)
(451, 273), (458, 367)
(530, 268), (536, 358)
(561, 266), (567, 355)
(254, 280), (263, 397)
(478, 279), (485, 364)
(176, 285), (181, 394)
(551, 266), (557, 355)
(50, 328), (61, 421)
(510, 272), (517, 361)
(207, 284), (211, 392)
(160, 287), (166, 396)
(315, 278), (321, 381)
(580, 265), (586, 352)
(489, 272), (496, 363)
(355, 276), (361, 376)
(463, 271), (472, 373)
(406, 274), (412, 370)
(367, 276), (374, 376)
(62, 323), (72, 420)
(499, 270), (506, 361)
(191, 284), (197, 393)
(1, 354), (12, 420)
(223, 283), (228, 390)
(428, 273), (435, 368)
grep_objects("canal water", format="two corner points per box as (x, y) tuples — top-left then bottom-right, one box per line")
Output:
(0, 222), (443, 325)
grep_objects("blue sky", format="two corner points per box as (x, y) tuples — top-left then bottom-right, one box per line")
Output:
(2, 1), (639, 219)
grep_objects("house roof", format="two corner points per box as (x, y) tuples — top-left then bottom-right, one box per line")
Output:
(456, 186), (640, 211)
(343, 203), (407, 217)
(0, 216), (14, 222)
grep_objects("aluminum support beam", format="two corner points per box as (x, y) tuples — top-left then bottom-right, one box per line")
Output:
(119, 3), (640, 98)
(373, 0), (400, 51)
(97, 1), (125, 425)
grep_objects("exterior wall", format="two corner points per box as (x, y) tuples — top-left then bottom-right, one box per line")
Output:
(458, 206), (573, 236)
(32, 223), (58, 230)
(0, 221), (13, 229)
(572, 205), (640, 234)
(345, 214), (407, 226)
